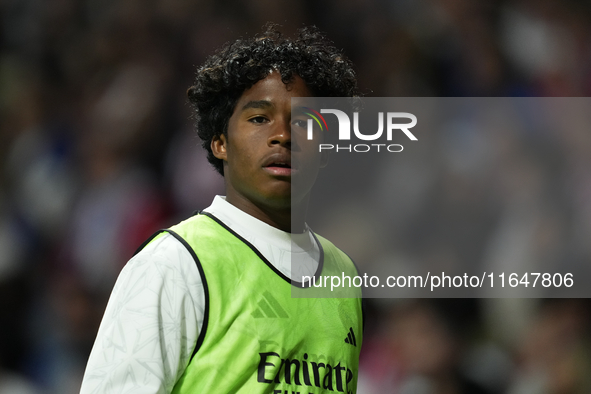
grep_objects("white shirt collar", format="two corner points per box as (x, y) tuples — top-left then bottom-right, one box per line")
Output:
(202, 195), (319, 279)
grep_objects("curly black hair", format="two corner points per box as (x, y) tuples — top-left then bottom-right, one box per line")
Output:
(187, 24), (359, 175)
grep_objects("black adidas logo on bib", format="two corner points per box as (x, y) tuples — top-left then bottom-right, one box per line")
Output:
(344, 327), (356, 346)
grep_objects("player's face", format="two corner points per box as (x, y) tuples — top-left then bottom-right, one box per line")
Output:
(212, 72), (325, 219)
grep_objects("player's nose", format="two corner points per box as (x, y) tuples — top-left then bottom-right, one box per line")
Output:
(268, 118), (291, 148)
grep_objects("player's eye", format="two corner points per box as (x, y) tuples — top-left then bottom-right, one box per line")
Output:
(292, 119), (308, 128)
(249, 116), (269, 124)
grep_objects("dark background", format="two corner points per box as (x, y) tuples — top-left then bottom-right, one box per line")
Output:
(1, 0), (591, 392)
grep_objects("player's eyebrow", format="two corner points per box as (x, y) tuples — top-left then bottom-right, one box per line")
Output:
(292, 106), (307, 115)
(241, 100), (274, 111)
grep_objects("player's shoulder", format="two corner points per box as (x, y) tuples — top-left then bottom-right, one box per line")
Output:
(128, 212), (222, 271)
(133, 231), (184, 257)
(106, 230), (204, 311)
(131, 213), (210, 258)
(168, 211), (226, 237)
(125, 230), (197, 275)
(313, 231), (361, 274)
(313, 232), (345, 255)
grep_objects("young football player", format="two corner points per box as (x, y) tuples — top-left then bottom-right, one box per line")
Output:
(81, 25), (363, 394)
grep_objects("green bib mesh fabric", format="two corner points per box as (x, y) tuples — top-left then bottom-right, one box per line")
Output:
(162, 213), (363, 394)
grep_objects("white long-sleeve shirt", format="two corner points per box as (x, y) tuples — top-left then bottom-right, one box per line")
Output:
(80, 196), (320, 393)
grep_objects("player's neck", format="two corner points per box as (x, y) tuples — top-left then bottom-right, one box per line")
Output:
(225, 194), (307, 233)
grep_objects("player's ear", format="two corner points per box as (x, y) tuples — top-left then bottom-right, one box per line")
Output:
(211, 133), (228, 161)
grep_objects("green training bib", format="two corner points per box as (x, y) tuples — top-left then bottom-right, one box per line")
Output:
(158, 213), (363, 394)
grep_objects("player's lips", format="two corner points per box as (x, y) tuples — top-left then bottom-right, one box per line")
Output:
(262, 153), (293, 176)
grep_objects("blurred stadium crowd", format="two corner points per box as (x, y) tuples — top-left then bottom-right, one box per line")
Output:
(1, 0), (591, 393)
